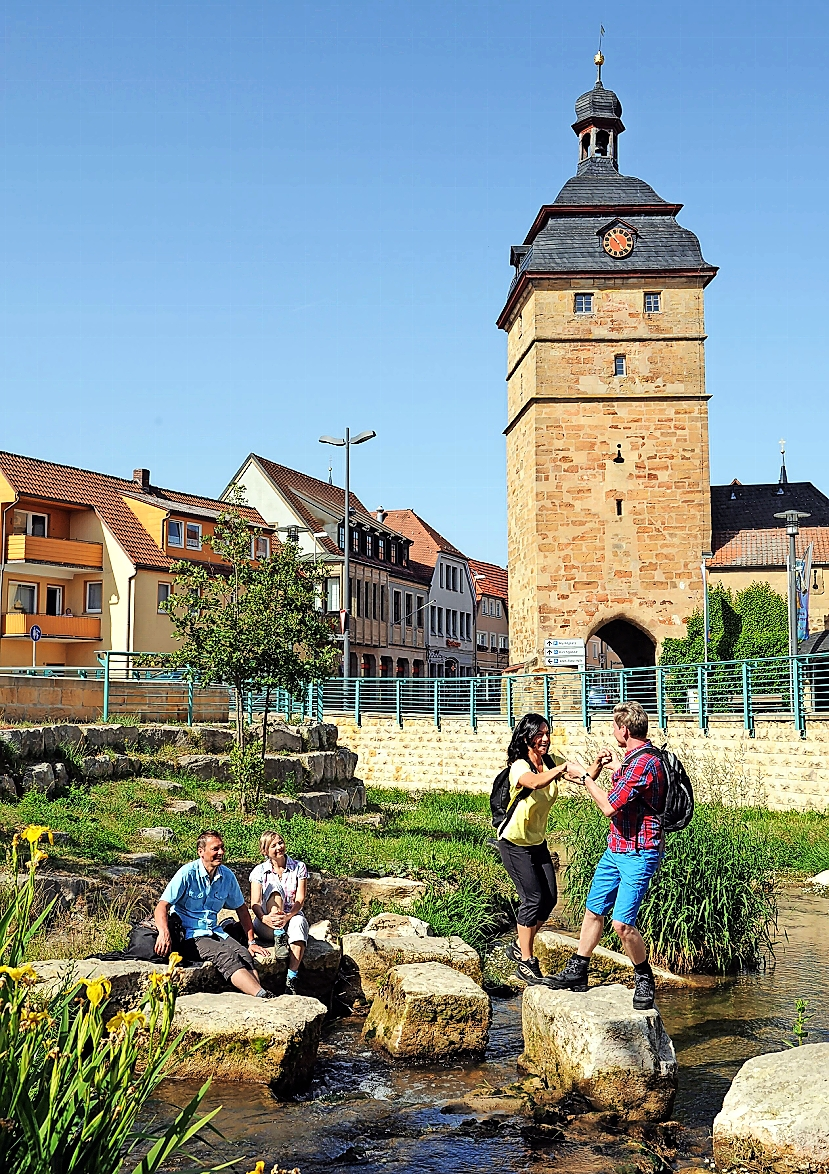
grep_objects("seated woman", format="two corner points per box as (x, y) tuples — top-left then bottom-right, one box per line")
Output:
(249, 830), (309, 995)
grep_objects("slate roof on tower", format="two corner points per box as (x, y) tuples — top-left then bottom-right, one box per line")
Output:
(710, 480), (829, 567)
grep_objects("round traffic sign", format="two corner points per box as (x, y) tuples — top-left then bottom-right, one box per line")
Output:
(29, 624), (42, 642)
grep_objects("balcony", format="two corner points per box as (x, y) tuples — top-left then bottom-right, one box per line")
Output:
(1, 613), (101, 640)
(5, 534), (103, 569)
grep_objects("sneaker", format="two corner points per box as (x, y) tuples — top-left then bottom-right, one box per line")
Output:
(284, 974), (299, 996)
(255, 988), (276, 999)
(632, 970), (655, 1010)
(544, 954), (589, 992)
(506, 939), (523, 964)
(515, 957), (546, 985)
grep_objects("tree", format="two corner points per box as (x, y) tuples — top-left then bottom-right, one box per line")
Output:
(161, 487), (338, 807)
(659, 581), (788, 666)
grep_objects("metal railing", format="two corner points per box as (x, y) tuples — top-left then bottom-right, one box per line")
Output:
(5, 651), (829, 737)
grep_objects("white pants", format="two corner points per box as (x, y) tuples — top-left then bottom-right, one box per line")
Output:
(253, 911), (309, 946)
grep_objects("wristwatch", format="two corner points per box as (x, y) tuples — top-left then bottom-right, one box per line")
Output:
(580, 773), (589, 785)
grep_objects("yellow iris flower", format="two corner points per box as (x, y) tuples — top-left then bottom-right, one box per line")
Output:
(148, 971), (170, 989)
(0, 963), (38, 985)
(79, 976), (112, 1007)
(21, 826), (54, 845)
(31, 849), (49, 867)
(19, 1007), (50, 1030)
(106, 1009), (147, 1033)
(246, 1163), (265, 1174)
(167, 952), (183, 971)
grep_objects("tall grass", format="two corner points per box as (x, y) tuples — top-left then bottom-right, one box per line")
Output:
(554, 797), (779, 973)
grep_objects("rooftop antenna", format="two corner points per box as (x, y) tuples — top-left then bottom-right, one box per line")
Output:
(777, 438), (788, 493)
(595, 25), (605, 85)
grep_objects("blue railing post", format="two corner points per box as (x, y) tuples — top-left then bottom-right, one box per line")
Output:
(102, 651), (110, 722)
(507, 676), (514, 728)
(543, 674), (550, 724)
(742, 660), (754, 736)
(396, 679), (403, 728)
(697, 664), (707, 731)
(580, 670), (590, 731)
(433, 678), (440, 729)
(469, 678), (477, 730)
(656, 666), (666, 731)
(187, 679), (194, 726)
(354, 678), (362, 727)
(794, 657), (805, 738)
(247, 690), (253, 725)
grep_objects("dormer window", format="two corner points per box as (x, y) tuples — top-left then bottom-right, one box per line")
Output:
(351, 528), (360, 553)
(366, 533), (373, 558)
(377, 536), (385, 560)
(338, 524), (345, 550)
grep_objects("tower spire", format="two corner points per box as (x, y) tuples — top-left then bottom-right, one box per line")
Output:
(595, 25), (605, 85)
(778, 438), (788, 493)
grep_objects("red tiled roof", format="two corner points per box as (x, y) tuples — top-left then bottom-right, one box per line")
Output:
(710, 527), (829, 568)
(468, 558), (508, 603)
(383, 509), (466, 571)
(0, 451), (268, 572)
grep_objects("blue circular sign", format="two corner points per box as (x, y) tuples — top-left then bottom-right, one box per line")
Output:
(29, 625), (42, 642)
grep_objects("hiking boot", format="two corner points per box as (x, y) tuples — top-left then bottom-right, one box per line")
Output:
(632, 970), (655, 1010)
(255, 988), (275, 999)
(506, 939), (523, 964)
(284, 974), (299, 996)
(544, 954), (589, 992)
(515, 957), (546, 985)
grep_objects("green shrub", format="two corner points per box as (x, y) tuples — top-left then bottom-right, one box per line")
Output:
(554, 798), (779, 974)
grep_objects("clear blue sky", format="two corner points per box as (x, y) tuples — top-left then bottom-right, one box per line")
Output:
(1, 1), (825, 565)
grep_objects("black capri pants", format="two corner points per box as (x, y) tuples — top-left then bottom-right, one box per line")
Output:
(498, 839), (557, 927)
(181, 934), (257, 982)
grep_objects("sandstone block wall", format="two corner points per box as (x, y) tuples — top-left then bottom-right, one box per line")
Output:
(334, 713), (829, 812)
(0, 675), (227, 724)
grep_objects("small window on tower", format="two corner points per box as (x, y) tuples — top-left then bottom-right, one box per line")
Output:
(614, 354), (626, 376)
(616, 499), (623, 517)
(574, 293), (593, 314)
(644, 292), (661, 313)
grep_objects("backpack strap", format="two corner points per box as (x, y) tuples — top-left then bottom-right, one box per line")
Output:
(497, 754), (555, 838)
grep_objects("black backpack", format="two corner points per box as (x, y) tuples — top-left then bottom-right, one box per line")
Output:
(490, 754), (554, 834)
(629, 744), (694, 834)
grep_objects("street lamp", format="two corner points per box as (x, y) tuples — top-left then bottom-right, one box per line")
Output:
(774, 509), (811, 659)
(319, 429), (376, 677)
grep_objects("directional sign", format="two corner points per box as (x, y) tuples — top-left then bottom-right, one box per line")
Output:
(544, 638), (584, 650)
(29, 625), (42, 642)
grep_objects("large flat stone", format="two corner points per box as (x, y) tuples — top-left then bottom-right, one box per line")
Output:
(533, 929), (689, 989)
(262, 722), (304, 753)
(341, 932), (482, 1003)
(171, 992), (327, 1096)
(175, 754), (229, 782)
(263, 755), (305, 788)
(363, 961), (491, 1060)
(713, 1043), (829, 1173)
(520, 983), (678, 1121)
(34, 957), (223, 1013)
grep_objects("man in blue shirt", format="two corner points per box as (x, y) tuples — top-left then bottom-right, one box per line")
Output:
(154, 829), (273, 998)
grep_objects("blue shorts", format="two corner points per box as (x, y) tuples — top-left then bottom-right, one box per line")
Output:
(585, 848), (662, 927)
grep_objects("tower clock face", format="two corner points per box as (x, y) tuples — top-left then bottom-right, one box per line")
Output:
(602, 227), (635, 258)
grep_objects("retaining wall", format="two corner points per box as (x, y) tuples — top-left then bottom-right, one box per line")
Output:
(0, 676), (228, 724)
(333, 713), (829, 812)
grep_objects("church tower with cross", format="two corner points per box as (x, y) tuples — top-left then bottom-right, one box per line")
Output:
(498, 54), (717, 668)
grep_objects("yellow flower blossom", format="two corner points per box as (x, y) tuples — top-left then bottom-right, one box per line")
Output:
(167, 952), (183, 972)
(19, 1007), (50, 1030)
(30, 848), (48, 867)
(79, 976), (111, 1007)
(21, 825), (53, 845)
(148, 971), (170, 990)
(246, 1163), (265, 1174)
(106, 1009), (147, 1033)
(0, 964), (38, 985)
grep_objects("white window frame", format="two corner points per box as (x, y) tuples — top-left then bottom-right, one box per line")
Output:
(614, 354), (626, 376)
(85, 581), (103, 614)
(574, 292), (593, 314)
(495, 600), (502, 618)
(500, 635), (509, 652)
(490, 632), (497, 651)
(477, 630), (488, 650)
(10, 581), (37, 614)
(45, 584), (64, 616)
(644, 291), (661, 313)
(185, 523), (202, 551)
(430, 604), (437, 635)
(12, 511), (48, 537)
(157, 582), (172, 613)
(167, 519), (184, 548)
(250, 534), (270, 559)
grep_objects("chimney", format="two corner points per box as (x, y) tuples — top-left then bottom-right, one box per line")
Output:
(375, 507), (388, 523)
(133, 468), (151, 491)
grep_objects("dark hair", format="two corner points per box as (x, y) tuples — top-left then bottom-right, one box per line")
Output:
(507, 713), (550, 765)
(196, 829), (223, 853)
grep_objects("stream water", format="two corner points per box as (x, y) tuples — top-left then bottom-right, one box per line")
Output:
(154, 890), (829, 1173)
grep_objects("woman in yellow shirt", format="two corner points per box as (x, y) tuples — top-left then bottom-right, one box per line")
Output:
(498, 712), (580, 985)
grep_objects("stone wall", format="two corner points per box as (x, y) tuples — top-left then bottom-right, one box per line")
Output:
(0, 675), (228, 724)
(334, 713), (829, 812)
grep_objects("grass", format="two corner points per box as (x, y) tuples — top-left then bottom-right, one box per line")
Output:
(549, 797), (782, 974)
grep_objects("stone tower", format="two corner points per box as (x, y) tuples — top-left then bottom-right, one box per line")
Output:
(498, 58), (717, 668)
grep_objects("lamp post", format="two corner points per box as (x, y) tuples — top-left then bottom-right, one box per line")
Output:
(701, 551), (713, 664)
(319, 428), (376, 678)
(774, 509), (811, 659)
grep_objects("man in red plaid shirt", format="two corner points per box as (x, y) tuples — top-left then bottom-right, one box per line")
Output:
(546, 700), (667, 1009)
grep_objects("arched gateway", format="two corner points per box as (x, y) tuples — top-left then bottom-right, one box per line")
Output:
(499, 55), (717, 669)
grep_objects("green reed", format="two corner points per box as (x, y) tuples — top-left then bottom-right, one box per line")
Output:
(553, 798), (779, 974)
